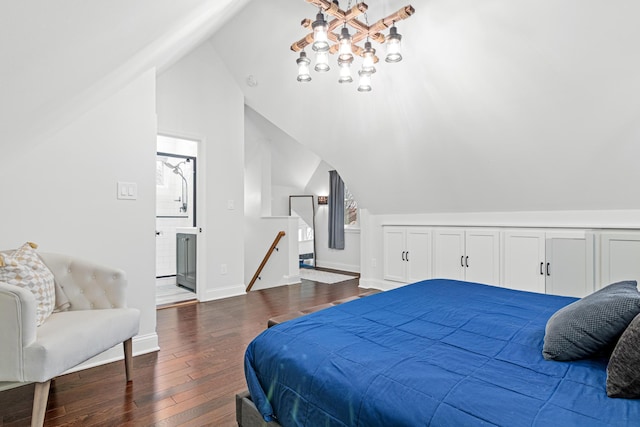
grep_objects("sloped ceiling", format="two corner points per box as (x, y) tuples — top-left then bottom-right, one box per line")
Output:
(3, 1), (640, 215)
(211, 0), (640, 214)
(245, 106), (322, 189)
(0, 0), (251, 158)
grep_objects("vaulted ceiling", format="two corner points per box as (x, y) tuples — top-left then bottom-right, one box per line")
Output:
(212, 0), (640, 214)
(3, 0), (640, 214)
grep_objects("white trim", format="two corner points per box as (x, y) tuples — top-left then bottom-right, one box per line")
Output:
(316, 260), (360, 273)
(378, 210), (640, 230)
(358, 277), (407, 291)
(200, 284), (246, 301)
(283, 273), (301, 284)
(156, 130), (207, 305)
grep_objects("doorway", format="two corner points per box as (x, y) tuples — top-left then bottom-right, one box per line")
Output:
(155, 135), (198, 306)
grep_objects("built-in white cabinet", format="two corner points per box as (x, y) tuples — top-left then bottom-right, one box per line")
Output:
(502, 230), (594, 297)
(380, 224), (640, 298)
(433, 229), (500, 285)
(383, 226), (432, 283)
(600, 232), (640, 289)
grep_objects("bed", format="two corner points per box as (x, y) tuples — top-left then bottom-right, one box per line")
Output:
(242, 279), (640, 426)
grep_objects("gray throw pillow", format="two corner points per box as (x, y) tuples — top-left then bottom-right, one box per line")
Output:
(543, 280), (640, 361)
(607, 313), (640, 398)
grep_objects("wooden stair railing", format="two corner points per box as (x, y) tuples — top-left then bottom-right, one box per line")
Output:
(246, 231), (286, 292)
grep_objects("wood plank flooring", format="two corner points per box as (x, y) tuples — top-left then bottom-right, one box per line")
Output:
(0, 276), (367, 427)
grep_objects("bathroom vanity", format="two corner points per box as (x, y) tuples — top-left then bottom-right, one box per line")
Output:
(176, 228), (197, 292)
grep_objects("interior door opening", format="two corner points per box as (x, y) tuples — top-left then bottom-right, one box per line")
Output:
(155, 135), (198, 306)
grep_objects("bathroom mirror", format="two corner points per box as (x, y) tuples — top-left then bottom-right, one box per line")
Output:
(289, 195), (316, 269)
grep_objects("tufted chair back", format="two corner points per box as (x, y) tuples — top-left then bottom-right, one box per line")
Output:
(38, 252), (128, 310)
(0, 250), (140, 427)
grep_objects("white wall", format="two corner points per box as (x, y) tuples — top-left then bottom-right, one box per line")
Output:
(305, 162), (361, 273)
(244, 217), (299, 291)
(272, 185), (303, 217)
(0, 70), (159, 365)
(314, 206), (361, 273)
(244, 110), (299, 289)
(157, 40), (246, 301)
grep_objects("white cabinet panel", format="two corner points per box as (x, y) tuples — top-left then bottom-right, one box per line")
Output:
(601, 232), (640, 289)
(406, 228), (433, 283)
(545, 235), (594, 297)
(383, 227), (408, 282)
(503, 231), (546, 293)
(434, 229), (465, 280)
(434, 229), (500, 285)
(466, 230), (500, 285)
(503, 230), (594, 296)
(383, 226), (432, 283)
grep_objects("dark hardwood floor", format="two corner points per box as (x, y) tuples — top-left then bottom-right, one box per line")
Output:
(0, 276), (367, 427)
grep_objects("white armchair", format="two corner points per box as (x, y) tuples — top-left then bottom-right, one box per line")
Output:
(0, 252), (140, 427)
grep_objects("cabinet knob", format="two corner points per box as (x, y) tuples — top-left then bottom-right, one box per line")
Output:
(546, 262), (550, 276)
(402, 251), (406, 261)
(465, 256), (469, 268)
(540, 262), (544, 275)
(406, 251), (409, 262)
(461, 256), (464, 267)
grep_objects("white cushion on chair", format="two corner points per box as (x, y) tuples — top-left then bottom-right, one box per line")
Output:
(23, 308), (140, 383)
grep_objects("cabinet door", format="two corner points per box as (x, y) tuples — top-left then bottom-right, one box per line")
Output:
(185, 235), (197, 290)
(502, 231), (546, 293)
(600, 232), (640, 290)
(406, 227), (432, 283)
(465, 230), (500, 286)
(384, 227), (407, 282)
(177, 234), (196, 291)
(434, 229), (465, 280)
(545, 234), (593, 297)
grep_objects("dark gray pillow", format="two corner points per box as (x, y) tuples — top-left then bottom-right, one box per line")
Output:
(543, 280), (640, 361)
(607, 313), (640, 398)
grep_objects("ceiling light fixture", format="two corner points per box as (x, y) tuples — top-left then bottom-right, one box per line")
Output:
(292, 0), (415, 92)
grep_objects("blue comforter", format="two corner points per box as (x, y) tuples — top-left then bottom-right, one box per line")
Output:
(245, 279), (640, 426)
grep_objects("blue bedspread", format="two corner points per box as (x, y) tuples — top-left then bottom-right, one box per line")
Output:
(244, 279), (640, 426)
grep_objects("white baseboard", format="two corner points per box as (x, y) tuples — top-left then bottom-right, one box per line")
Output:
(283, 273), (301, 284)
(63, 332), (159, 375)
(200, 284), (246, 301)
(316, 261), (360, 273)
(248, 275), (300, 291)
(359, 277), (407, 291)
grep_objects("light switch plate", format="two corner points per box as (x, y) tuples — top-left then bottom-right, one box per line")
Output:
(117, 182), (137, 200)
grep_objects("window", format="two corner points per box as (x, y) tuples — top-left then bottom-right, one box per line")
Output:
(344, 186), (358, 226)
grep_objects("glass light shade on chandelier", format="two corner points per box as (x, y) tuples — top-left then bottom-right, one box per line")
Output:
(315, 51), (330, 72)
(338, 62), (353, 84)
(290, 1), (415, 91)
(361, 41), (377, 75)
(357, 70), (372, 92)
(385, 25), (403, 63)
(311, 12), (330, 52)
(296, 51), (312, 82)
(338, 27), (353, 63)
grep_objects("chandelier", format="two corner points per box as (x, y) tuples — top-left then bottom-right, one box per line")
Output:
(291, 0), (415, 92)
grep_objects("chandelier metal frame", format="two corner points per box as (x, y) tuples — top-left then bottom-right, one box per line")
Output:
(291, 0), (414, 62)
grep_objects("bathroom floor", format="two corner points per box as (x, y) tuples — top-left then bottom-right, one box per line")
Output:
(156, 276), (196, 306)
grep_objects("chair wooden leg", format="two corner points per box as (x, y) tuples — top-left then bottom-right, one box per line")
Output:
(32, 380), (51, 427)
(123, 338), (133, 382)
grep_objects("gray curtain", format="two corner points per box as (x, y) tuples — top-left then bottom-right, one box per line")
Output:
(328, 170), (345, 249)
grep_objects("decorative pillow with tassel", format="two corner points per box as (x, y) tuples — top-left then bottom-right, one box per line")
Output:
(0, 242), (56, 326)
